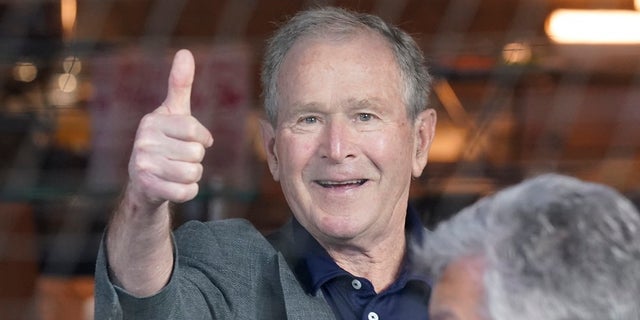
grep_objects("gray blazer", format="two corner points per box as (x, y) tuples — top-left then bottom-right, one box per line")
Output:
(94, 219), (336, 320)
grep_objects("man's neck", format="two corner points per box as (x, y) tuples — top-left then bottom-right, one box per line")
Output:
(323, 224), (407, 293)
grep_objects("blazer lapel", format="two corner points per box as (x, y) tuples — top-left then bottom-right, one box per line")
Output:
(267, 220), (336, 320)
(275, 253), (336, 320)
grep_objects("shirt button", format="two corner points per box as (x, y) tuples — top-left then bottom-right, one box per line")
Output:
(351, 279), (362, 290)
(367, 312), (379, 320)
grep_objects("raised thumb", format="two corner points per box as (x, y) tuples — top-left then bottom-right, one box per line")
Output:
(163, 49), (194, 115)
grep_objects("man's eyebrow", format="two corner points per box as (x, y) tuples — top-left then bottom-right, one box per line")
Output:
(348, 98), (382, 108)
(281, 102), (325, 119)
(285, 98), (386, 116)
(289, 101), (323, 111)
(344, 98), (389, 115)
(429, 310), (459, 320)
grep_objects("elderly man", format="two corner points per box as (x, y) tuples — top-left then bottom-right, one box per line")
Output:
(418, 174), (640, 320)
(95, 6), (437, 319)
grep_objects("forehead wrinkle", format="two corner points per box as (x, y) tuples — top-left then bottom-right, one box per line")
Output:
(291, 101), (323, 111)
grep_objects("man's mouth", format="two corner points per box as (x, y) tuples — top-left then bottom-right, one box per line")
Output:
(315, 179), (368, 188)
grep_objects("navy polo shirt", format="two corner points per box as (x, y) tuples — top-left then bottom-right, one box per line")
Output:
(291, 207), (431, 320)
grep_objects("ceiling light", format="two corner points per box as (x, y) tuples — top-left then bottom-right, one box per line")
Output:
(546, 9), (640, 44)
(63, 56), (82, 75)
(502, 42), (532, 65)
(58, 73), (78, 93)
(61, 0), (77, 40)
(13, 62), (38, 82)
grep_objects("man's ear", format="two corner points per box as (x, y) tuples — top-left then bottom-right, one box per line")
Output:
(259, 120), (280, 181)
(412, 109), (437, 178)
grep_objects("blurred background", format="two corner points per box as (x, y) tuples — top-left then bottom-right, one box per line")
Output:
(1, 0), (639, 319)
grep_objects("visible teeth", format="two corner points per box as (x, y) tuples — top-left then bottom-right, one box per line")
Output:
(317, 179), (366, 187)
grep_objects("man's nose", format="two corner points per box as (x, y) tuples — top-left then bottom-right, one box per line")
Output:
(320, 118), (356, 162)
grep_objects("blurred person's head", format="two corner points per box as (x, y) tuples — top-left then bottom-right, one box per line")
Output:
(417, 174), (640, 320)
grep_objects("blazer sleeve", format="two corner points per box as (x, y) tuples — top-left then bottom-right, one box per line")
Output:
(94, 219), (274, 320)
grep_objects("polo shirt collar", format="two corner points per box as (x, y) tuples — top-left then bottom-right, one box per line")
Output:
(290, 205), (428, 294)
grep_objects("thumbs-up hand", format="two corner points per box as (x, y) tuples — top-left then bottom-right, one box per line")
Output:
(127, 49), (213, 210)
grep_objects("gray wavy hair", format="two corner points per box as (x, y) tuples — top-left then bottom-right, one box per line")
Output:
(417, 173), (640, 320)
(261, 6), (432, 126)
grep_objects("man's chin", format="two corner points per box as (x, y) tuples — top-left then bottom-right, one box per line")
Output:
(313, 216), (367, 243)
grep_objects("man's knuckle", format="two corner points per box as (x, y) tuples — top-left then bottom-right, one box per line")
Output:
(187, 164), (203, 182)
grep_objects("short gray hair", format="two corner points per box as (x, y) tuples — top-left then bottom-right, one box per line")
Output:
(261, 6), (432, 126)
(417, 174), (640, 320)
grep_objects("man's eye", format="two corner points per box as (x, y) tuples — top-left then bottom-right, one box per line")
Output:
(358, 113), (373, 122)
(300, 116), (318, 124)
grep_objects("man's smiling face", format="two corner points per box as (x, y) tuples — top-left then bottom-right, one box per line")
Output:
(261, 31), (435, 246)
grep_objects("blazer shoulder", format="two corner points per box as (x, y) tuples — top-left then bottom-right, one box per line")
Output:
(175, 218), (275, 255)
